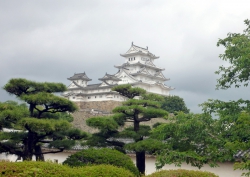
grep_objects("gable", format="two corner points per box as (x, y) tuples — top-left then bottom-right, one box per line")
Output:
(145, 60), (155, 67)
(126, 46), (137, 54)
(116, 69), (138, 83)
(99, 82), (107, 87)
(155, 71), (166, 79)
(68, 82), (78, 89)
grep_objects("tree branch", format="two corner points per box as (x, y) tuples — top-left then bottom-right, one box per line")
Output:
(38, 148), (64, 155)
(138, 117), (151, 122)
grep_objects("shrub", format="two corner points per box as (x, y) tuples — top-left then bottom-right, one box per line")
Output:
(146, 169), (219, 177)
(63, 148), (139, 176)
(79, 164), (135, 177)
(0, 161), (135, 177)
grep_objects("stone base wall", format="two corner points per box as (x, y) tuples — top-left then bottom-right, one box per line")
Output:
(71, 111), (108, 133)
(71, 100), (168, 132)
(74, 100), (122, 113)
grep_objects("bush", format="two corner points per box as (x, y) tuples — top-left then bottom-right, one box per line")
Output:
(146, 169), (219, 177)
(80, 165), (135, 177)
(0, 161), (135, 177)
(63, 148), (139, 176)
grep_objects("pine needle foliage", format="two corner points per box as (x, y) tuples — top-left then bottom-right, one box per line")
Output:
(0, 78), (88, 161)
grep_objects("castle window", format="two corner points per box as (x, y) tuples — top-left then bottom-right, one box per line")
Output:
(88, 96), (91, 99)
(95, 96), (97, 98)
(73, 97), (75, 99)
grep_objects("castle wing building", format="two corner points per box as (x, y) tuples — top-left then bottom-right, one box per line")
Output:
(63, 43), (174, 102)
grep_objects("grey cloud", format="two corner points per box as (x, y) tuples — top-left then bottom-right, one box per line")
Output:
(1, 0), (250, 113)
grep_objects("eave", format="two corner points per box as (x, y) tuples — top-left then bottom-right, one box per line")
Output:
(131, 73), (170, 81)
(114, 62), (164, 71)
(120, 52), (159, 59)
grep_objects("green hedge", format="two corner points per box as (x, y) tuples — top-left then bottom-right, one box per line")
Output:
(147, 169), (219, 177)
(63, 148), (139, 176)
(0, 161), (135, 177)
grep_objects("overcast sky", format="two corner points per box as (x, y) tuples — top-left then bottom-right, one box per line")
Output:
(0, 0), (250, 113)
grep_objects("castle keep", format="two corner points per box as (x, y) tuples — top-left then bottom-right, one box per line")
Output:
(63, 43), (173, 105)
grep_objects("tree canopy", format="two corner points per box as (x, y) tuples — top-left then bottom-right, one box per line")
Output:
(202, 19), (250, 176)
(151, 112), (226, 169)
(161, 95), (189, 114)
(0, 78), (88, 161)
(216, 19), (250, 89)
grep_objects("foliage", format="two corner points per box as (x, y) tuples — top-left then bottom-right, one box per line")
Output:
(0, 78), (88, 161)
(147, 169), (218, 177)
(151, 112), (226, 169)
(63, 148), (139, 176)
(161, 95), (189, 114)
(200, 19), (250, 176)
(201, 99), (250, 175)
(0, 161), (135, 177)
(0, 101), (29, 130)
(235, 161), (250, 177)
(80, 165), (135, 177)
(216, 19), (250, 89)
(86, 84), (168, 174)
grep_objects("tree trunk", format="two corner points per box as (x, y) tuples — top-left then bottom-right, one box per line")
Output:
(134, 120), (139, 132)
(29, 104), (35, 117)
(35, 145), (45, 161)
(136, 151), (146, 175)
(134, 119), (146, 174)
(22, 130), (36, 161)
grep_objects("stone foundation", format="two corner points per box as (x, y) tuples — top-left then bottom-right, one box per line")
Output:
(72, 110), (168, 132)
(74, 100), (122, 113)
(71, 100), (169, 132)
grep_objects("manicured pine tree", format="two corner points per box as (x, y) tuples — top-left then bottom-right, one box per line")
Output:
(0, 78), (88, 161)
(86, 84), (168, 174)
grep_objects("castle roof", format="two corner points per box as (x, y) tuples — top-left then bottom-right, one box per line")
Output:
(67, 72), (92, 81)
(114, 61), (164, 71)
(120, 42), (159, 59)
(98, 73), (121, 81)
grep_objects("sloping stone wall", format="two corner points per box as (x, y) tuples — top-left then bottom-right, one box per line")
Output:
(74, 100), (122, 113)
(72, 110), (168, 132)
(71, 110), (111, 133)
(71, 100), (169, 132)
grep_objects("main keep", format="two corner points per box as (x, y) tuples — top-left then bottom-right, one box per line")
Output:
(63, 43), (174, 103)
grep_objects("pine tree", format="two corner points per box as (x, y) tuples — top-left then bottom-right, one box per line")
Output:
(86, 84), (168, 174)
(0, 78), (88, 161)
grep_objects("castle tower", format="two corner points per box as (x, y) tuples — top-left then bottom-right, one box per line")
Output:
(115, 43), (173, 95)
(63, 43), (173, 103)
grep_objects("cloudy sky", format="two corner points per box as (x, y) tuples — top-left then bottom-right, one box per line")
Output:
(1, 0), (250, 113)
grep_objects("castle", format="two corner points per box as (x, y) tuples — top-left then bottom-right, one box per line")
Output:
(62, 43), (174, 103)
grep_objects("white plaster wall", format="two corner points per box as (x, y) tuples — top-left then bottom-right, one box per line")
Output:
(1, 153), (246, 177)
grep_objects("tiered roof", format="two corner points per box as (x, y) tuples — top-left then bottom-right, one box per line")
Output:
(99, 73), (121, 81)
(114, 61), (164, 71)
(120, 42), (159, 59)
(67, 72), (92, 81)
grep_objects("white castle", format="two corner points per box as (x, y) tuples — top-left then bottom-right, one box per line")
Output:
(63, 43), (174, 102)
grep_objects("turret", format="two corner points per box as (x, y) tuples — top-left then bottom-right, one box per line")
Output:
(67, 72), (92, 87)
